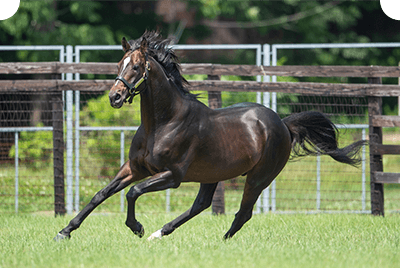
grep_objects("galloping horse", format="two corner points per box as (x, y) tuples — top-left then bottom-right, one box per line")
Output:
(55, 31), (365, 241)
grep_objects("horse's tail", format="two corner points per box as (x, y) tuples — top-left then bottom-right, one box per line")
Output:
(282, 111), (366, 166)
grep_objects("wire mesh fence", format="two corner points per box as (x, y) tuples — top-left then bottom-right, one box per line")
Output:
(1, 43), (400, 215)
(0, 91), (61, 213)
(2, 85), (400, 215)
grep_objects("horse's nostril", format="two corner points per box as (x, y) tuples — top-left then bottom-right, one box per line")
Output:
(115, 94), (121, 101)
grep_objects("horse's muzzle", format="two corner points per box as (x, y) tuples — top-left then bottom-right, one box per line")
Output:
(109, 91), (124, 109)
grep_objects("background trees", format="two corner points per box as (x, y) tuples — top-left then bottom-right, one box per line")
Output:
(1, 0), (399, 116)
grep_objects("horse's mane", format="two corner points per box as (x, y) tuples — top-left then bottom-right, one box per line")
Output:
(128, 31), (197, 100)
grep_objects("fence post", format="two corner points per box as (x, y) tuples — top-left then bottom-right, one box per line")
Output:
(368, 77), (384, 216)
(52, 96), (66, 216)
(65, 45), (74, 214)
(208, 75), (225, 215)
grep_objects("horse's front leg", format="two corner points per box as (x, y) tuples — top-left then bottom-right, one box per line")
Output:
(125, 170), (181, 237)
(54, 161), (143, 241)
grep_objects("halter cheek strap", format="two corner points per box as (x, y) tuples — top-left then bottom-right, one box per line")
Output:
(114, 54), (151, 104)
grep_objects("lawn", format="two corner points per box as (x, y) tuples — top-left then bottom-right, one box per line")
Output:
(1, 213), (400, 268)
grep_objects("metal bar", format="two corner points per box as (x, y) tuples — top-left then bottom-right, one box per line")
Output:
(76, 44), (262, 52)
(0, 45), (64, 51)
(78, 126), (139, 131)
(270, 45), (277, 212)
(272, 43), (400, 50)
(262, 44), (270, 213)
(60, 48), (65, 81)
(262, 186), (269, 213)
(362, 128), (366, 211)
(256, 44), (262, 213)
(271, 179), (276, 212)
(263, 44), (271, 83)
(0, 127), (53, 132)
(66, 45), (74, 214)
(270, 44), (278, 211)
(74, 45), (80, 213)
(173, 44), (261, 50)
(120, 131), (125, 213)
(336, 124), (369, 129)
(14, 132), (18, 213)
(316, 153), (321, 210)
(256, 44), (262, 105)
(75, 45), (121, 51)
(74, 90), (80, 212)
(166, 189), (171, 213)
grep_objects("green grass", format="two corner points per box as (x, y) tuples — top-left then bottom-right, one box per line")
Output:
(1, 213), (400, 268)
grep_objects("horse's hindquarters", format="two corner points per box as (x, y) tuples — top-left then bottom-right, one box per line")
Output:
(183, 104), (291, 184)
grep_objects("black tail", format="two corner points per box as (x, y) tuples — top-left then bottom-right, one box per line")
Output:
(282, 111), (367, 166)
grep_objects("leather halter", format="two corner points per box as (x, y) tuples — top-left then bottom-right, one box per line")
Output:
(115, 54), (150, 104)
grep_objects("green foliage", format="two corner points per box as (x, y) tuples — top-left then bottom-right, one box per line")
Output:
(9, 123), (53, 170)
(80, 91), (141, 127)
(0, 1), (155, 62)
(79, 92), (141, 178)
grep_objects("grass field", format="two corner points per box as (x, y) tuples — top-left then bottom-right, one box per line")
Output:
(1, 213), (400, 268)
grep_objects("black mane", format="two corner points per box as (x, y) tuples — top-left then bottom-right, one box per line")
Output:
(128, 31), (196, 99)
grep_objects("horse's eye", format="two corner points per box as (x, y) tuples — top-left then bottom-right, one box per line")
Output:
(132, 65), (139, 70)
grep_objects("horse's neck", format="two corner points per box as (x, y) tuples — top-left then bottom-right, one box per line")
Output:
(140, 69), (186, 132)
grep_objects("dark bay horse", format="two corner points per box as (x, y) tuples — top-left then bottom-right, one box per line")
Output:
(54, 31), (365, 241)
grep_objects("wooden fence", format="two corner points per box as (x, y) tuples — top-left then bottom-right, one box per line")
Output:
(1, 62), (400, 216)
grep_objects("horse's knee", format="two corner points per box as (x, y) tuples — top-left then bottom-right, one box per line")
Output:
(126, 186), (140, 200)
(169, 179), (181, 189)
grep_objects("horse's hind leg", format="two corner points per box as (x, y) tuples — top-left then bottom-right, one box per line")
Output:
(223, 179), (266, 240)
(147, 182), (218, 240)
(224, 162), (284, 240)
(54, 161), (138, 241)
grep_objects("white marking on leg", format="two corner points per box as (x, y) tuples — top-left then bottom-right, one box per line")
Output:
(147, 229), (163, 241)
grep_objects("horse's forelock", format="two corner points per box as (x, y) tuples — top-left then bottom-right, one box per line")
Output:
(126, 31), (195, 99)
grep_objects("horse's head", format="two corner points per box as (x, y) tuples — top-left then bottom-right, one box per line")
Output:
(109, 37), (149, 108)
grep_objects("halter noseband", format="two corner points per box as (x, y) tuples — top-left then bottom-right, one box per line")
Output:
(114, 54), (151, 104)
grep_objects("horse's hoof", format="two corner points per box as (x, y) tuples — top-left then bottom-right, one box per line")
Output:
(53, 232), (71, 242)
(133, 222), (145, 238)
(147, 229), (163, 241)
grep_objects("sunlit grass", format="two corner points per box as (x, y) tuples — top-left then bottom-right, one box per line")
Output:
(1, 213), (400, 268)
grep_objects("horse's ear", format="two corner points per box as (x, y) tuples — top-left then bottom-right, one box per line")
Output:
(140, 37), (148, 57)
(122, 37), (131, 52)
